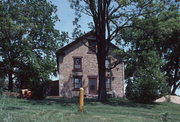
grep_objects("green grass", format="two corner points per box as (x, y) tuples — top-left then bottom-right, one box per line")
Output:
(0, 95), (180, 122)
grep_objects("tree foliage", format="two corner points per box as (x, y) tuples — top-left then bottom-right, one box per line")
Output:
(157, 11), (180, 94)
(125, 51), (167, 103)
(120, 2), (180, 95)
(0, 0), (62, 96)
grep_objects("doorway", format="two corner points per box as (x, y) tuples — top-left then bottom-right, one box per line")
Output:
(88, 78), (97, 95)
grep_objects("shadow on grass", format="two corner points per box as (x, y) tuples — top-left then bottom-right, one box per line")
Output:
(21, 98), (77, 106)
(21, 97), (99, 106)
(5, 106), (23, 111)
(105, 97), (160, 109)
(2, 106), (23, 111)
(21, 97), (159, 109)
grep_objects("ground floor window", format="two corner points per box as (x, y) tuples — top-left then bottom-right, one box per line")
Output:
(106, 77), (111, 89)
(73, 76), (82, 89)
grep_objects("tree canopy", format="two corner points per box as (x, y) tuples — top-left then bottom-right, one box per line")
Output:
(120, 2), (180, 95)
(0, 0), (62, 93)
(125, 50), (167, 103)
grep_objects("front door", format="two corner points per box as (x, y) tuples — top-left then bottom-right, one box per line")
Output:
(88, 78), (97, 95)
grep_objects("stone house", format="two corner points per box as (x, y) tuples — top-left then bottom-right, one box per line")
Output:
(56, 32), (124, 98)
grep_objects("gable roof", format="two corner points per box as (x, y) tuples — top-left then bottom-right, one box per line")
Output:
(56, 31), (95, 56)
(56, 31), (120, 57)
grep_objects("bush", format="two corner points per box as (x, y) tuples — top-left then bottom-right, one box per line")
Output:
(125, 51), (168, 103)
(126, 68), (167, 104)
(30, 80), (49, 99)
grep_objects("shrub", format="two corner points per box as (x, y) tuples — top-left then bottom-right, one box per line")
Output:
(126, 51), (168, 103)
(126, 68), (167, 104)
(30, 80), (49, 99)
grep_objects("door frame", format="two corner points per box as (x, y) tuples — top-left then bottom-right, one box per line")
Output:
(88, 75), (97, 95)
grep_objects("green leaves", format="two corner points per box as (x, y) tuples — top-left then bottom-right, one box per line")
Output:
(125, 51), (167, 103)
(0, 0), (62, 92)
(122, 1), (179, 97)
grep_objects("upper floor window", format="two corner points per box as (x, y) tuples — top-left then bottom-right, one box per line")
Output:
(73, 57), (82, 71)
(88, 40), (96, 53)
(73, 76), (82, 89)
(106, 77), (111, 90)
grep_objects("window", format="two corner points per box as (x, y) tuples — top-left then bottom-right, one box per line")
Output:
(73, 76), (82, 89)
(73, 57), (82, 71)
(106, 77), (111, 89)
(105, 59), (110, 69)
(88, 40), (96, 53)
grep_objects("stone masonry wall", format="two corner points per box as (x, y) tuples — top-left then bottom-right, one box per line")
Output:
(58, 37), (124, 97)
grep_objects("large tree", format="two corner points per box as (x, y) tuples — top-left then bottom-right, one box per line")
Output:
(120, 2), (180, 95)
(69, 0), (168, 102)
(157, 11), (180, 95)
(0, 0), (61, 92)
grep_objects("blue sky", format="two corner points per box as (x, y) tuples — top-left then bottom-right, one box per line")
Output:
(48, 0), (180, 95)
(48, 0), (92, 36)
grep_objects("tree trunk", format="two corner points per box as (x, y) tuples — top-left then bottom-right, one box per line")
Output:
(170, 54), (179, 95)
(96, 30), (107, 102)
(8, 70), (13, 92)
(97, 54), (107, 102)
(171, 83), (178, 95)
(94, 0), (108, 102)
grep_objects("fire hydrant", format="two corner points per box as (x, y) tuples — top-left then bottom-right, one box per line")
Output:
(79, 88), (84, 112)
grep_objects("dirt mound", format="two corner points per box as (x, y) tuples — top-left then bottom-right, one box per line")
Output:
(155, 95), (180, 104)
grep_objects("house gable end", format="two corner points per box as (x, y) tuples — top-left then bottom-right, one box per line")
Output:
(56, 32), (124, 98)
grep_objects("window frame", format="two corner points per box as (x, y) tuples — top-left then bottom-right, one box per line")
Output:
(106, 77), (111, 90)
(73, 56), (82, 71)
(88, 76), (97, 94)
(73, 76), (82, 90)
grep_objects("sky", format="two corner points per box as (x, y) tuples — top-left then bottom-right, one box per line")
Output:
(48, 0), (92, 36)
(48, 0), (180, 95)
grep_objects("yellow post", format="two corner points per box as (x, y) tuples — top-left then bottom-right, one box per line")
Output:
(79, 88), (84, 112)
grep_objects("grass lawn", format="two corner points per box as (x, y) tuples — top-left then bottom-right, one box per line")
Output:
(0, 95), (180, 122)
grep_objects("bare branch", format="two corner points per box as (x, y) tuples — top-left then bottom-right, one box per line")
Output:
(109, 15), (134, 41)
(109, 4), (121, 18)
(105, 0), (111, 54)
(88, 0), (98, 30)
(108, 60), (122, 70)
